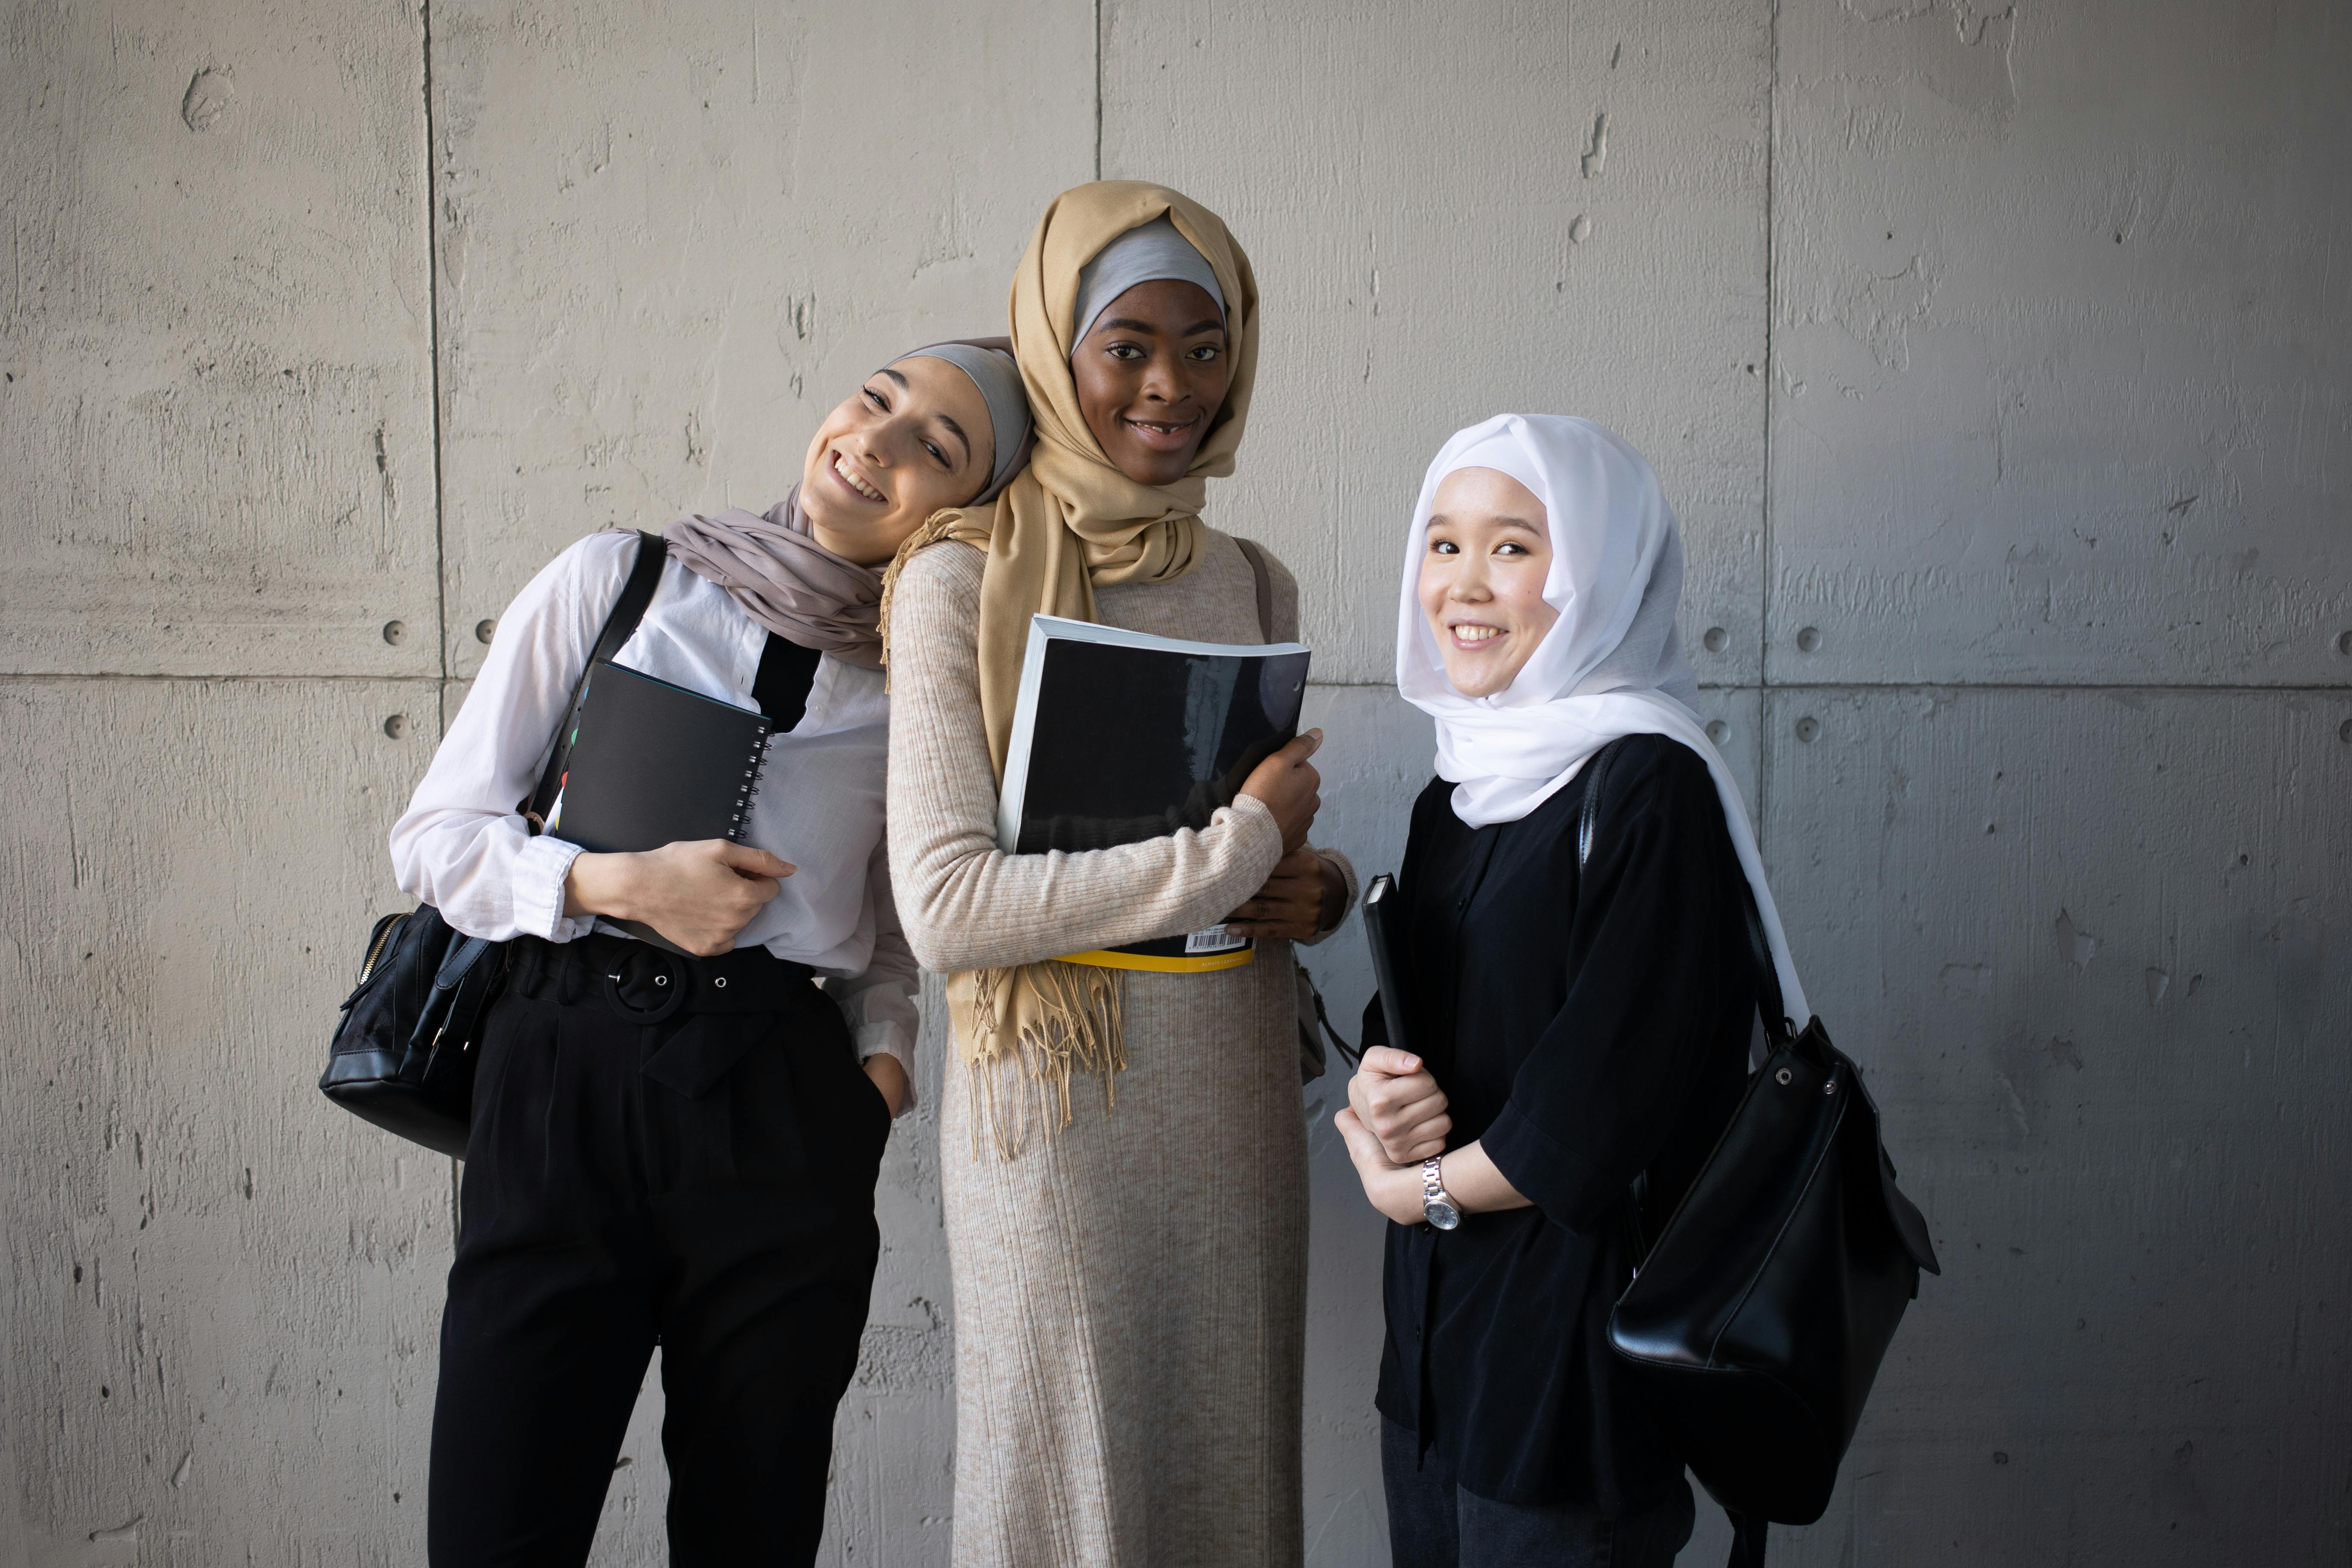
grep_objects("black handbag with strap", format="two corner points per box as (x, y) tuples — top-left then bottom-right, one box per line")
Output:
(1575, 737), (1941, 1567)
(319, 532), (671, 1157)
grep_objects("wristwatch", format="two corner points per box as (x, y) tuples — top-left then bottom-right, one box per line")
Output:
(1421, 1155), (1461, 1231)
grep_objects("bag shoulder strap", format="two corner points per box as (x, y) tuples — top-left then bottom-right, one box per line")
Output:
(1575, 737), (1653, 1256)
(524, 531), (668, 829)
(1739, 860), (1793, 1048)
(1726, 1510), (1769, 1567)
(1575, 736), (1629, 876)
(1575, 733), (1790, 1049)
(1232, 537), (1275, 642)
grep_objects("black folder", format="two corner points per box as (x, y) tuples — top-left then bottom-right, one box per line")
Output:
(996, 614), (1311, 970)
(547, 661), (774, 953)
(1362, 873), (1413, 1057)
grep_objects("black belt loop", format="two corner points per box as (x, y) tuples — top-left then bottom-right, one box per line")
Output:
(507, 937), (539, 997)
(507, 932), (816, 1017)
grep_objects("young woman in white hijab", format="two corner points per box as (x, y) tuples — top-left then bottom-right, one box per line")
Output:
(1333, 414), (1807, 1568)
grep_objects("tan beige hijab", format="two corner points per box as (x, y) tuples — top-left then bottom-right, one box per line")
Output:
(880, 180), (1261, 1157)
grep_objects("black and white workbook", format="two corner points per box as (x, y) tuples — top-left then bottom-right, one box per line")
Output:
(996, 614), (1312, 972)
(546, 661), (774, 955)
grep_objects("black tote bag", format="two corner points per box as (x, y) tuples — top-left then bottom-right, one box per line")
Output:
(318, 532), (669, 1156)
(1576, 738), (1941, 1564)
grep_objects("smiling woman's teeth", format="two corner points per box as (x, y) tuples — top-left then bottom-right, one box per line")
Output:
(835, 453), (884, 502)
(1455, 625), (1502, 644)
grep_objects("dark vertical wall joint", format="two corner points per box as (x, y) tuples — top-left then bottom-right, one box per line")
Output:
(422, 0), (448, 690)
(1757, 0), (1780, 844)
(420, 0), (460, 1204)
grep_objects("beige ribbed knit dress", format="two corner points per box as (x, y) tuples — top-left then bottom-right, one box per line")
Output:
(888, 530), (1342, 1568)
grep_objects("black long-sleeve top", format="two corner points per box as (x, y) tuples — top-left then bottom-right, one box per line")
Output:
(1371, 734), (1756, 1511)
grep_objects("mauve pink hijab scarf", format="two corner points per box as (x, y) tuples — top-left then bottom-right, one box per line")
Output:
(664, 339), (1030, 670)
(664, 487), (887, 668)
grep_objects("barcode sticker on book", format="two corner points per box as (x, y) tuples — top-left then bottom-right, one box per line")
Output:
(1184, 925), (1249, 955)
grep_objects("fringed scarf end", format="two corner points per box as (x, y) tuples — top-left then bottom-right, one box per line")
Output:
(954, 959), (1127, 1161)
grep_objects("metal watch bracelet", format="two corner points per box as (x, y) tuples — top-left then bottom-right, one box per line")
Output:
(1421, 1154), (1461, 1231)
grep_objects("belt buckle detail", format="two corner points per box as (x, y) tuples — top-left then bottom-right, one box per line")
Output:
(603, 950), (689, 1024)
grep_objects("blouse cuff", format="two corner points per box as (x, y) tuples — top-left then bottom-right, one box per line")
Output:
(855, 1027), (918, 1118)
(1480, 1100), (1614, 1235)
(514, 833), (589, 943)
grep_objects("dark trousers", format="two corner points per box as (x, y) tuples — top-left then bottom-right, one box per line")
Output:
(428, 935), (893, 1568)
(1383, 1419), (1696, 1568)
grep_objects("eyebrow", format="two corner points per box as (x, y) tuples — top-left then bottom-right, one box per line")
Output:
(934, 412), (974, 466)
(1095, 315), (1227, 338)
(876, 367), (907, 389)
(1427, 512), (1544, 534)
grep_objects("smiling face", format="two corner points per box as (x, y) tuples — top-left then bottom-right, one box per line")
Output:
(1417, 466), (1562, 699)
(1069, 278), (1232, 486)
(797, 354), (996, 565)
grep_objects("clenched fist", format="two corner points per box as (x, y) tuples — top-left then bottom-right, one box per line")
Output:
(1347, 1046), (1451, 1165)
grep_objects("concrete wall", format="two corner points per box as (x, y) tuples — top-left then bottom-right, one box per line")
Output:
(2, 1), (2343, 1563)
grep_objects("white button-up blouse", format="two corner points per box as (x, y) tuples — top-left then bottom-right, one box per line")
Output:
(390, 529), (918, 1102)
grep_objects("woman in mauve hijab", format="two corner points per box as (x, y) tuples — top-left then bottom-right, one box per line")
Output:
(1335, 415), (1809, 1568)
(882, 182), (1356, 1568)
(391, 339), (1027, 1566)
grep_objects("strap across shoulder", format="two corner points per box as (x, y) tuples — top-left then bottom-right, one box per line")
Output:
(1232, 536), (1275, 643)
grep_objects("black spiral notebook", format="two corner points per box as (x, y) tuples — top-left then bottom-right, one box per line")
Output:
(546, 661), (773, 955)
(996, 614), (1311, 973)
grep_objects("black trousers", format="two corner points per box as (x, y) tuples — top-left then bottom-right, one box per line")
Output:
(1383, 1419), (1696, 1568)
(428, 934), (892, 1568)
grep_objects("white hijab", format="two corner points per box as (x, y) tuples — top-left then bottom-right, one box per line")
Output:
(1394, 413), (1809, 1022)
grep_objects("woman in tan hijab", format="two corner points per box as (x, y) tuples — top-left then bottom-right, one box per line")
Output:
(884, 182), (1355, 1568)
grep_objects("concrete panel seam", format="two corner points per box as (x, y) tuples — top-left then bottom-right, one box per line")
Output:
(1759, 0), (1782, 863)
(0, 674), (454, 687)
(1303, 680), (2351, 695)
(423, 0), (449, 685)
(1755, 681), (2352, 696)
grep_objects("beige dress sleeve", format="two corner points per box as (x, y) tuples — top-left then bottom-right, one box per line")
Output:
(885, 541), (1288, 975)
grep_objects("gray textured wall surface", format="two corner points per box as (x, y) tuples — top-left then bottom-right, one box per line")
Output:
(2, 1), (2345, 1565)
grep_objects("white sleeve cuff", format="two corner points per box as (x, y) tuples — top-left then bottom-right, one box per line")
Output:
(855, 1027), (918, 1118)
(514, 834), (588, 942)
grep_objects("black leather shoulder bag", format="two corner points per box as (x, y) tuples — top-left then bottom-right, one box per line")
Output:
(318, 532), (669, 1158)
(1576, 737), (1942, 1567)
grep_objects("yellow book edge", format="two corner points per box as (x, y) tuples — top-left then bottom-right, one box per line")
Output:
(1057, 946), (1257, 974)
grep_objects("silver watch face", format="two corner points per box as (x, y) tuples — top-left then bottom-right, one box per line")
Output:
(1423, 1194), (1462, 1231)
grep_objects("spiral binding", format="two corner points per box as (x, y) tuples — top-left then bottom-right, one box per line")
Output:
(726, 719), (776, 841)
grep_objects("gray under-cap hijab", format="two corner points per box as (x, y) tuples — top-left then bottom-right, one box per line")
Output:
(1070, 216), (1227, 348)
(660, 336), (1033, 670)
(896, 339), (1033, 502)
